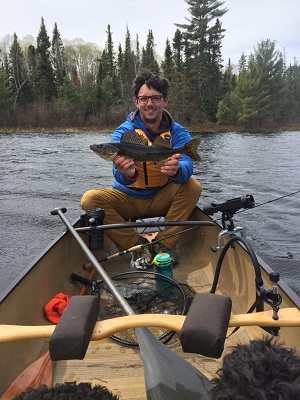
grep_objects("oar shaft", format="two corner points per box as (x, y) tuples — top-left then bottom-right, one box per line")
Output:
(2, 308), (299, 343)
(51, 208), (135, 316)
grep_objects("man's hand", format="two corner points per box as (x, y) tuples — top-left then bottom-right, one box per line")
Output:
(113, 155), (136, 178)
(160, 154), (182, 177)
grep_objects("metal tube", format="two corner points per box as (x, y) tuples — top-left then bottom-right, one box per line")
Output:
(75, 220), (217, 233)
(51, 208), (135, 316)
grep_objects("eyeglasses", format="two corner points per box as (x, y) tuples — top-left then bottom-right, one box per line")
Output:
(137, 95), (163, 104)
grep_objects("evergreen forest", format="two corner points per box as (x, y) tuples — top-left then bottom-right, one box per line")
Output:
(1, 0), (300, 132)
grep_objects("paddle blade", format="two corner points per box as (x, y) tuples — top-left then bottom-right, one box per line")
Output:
(0, 351), (53, 399)
(135, 328), (212, 400)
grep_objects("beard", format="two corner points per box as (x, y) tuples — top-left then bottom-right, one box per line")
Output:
(143, 115), (159, 125)
(141, 107), (161, 125)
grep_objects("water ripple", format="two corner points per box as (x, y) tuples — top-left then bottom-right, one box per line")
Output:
(1, 131), (300, 295)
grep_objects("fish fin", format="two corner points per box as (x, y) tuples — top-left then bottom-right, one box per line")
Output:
(110, 152), (119, 162)
(185, 138), (202, 162)
(153, 136), (173, 149)
(121, 130), (148, 146)
(154, 158), (168, 166)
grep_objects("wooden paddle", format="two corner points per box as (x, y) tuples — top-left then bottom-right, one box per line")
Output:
(0, 352), (53, 400)
(0, 265), (97, 400)
(1, 307), (299, 344)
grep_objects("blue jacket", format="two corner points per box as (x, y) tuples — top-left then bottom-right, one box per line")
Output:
(111, 109), (194, 199)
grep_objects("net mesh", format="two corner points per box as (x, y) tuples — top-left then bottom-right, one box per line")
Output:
(97, 271), (194, 346)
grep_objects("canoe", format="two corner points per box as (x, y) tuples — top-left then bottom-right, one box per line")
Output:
(1, 200), (300, 399)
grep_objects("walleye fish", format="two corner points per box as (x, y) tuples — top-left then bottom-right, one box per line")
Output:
(90, 130), (201, 163)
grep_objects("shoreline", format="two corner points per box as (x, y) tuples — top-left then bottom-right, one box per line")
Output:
(1, 123), (300, 134)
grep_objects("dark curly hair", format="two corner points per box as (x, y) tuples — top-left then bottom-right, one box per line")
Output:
(13, 382), (119, 400)
(210, 337), (300, 400)
(133, 70), (170, 99)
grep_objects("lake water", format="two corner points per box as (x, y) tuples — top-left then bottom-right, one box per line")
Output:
(0, 131), (299, 296)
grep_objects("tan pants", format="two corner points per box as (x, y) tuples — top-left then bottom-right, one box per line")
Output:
(81, 177), (202, 251)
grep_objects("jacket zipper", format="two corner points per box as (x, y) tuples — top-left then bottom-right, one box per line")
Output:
(143, 162), (148, 185)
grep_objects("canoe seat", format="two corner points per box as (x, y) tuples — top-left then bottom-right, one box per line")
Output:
(180, 293), (232, 358)
(126, 216), (166, 244)
(49, 296), (98, 361)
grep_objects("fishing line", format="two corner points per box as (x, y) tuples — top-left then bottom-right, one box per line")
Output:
(153, 190), (300, 259)
(234, 189), (300, 262)
(151, 225), (202, 252)
(95, 225), (206, 264)
(236, 189), (300, 215)
(100, 190), (300, 261)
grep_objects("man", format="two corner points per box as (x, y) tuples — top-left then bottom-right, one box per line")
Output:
(81, 70), (202, 268)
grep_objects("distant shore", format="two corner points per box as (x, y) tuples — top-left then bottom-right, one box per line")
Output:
(1, 123), (300, 134)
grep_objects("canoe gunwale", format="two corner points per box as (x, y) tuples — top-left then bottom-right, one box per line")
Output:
(0, 229), (68, 304)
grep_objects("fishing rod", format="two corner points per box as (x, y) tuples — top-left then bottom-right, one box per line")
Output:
(236, 189), (300, 214)
(203, 190), (300, 218)
(96, 225), (202, 264)
(83, 190), (300, 265)
(76, 217), (217, 263)
(203, 191), (300, 261)
(203, 190), (300, 229)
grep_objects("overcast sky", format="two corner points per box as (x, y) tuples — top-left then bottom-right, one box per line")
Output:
(0, 0), (299, 66)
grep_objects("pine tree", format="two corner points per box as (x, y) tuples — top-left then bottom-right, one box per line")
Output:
(51, 22), (66, 90)
(0, 69), (13, 110)
(222, 59), (236, 92)
(251, 39), (285, 122)
(8, 33), (33, 107)
(118, 27), (136, 110)
(27, 45), (36, 79)
(36, 17), (55, 101)
(98, 25), (116, 82)
(96, 24), (118, 108)
(283, 63), (300, 123)
(238, 52), (247, 75)
(176, 0), (227, 122)
(134, 34), (141, 75)
(161, 39), (174, 81)
(172, 29), (184, 71)
(140, 30), (159, 74)
(236, 72), (270, 127)
(166, 31), (189, 123)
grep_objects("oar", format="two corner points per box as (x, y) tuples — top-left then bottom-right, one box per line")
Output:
(1, 307), (299, 343)
(0, 352), (53, 400)
(51, 207), (213, 400)
(0, 265), (97, 400)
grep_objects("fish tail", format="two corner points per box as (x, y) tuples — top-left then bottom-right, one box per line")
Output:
(185, 139), (202, 162)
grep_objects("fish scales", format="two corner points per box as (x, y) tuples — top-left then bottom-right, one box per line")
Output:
(90, 130), (201, 163)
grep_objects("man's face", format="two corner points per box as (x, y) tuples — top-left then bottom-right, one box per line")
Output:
(134, 84), (168, 127)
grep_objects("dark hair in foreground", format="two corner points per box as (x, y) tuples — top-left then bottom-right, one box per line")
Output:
(133, 70), (170, 99)
(210, 337), (300, 400)
(13, 382), (119, 400)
